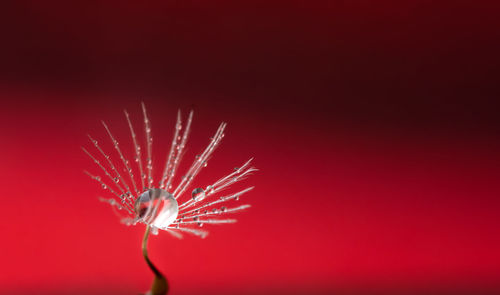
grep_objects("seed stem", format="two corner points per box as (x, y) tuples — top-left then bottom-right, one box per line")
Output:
(142, 226), (169, 295)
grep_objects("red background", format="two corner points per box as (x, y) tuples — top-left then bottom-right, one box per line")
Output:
(1, 1), (500, 294)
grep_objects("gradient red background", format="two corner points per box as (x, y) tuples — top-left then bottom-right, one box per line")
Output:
(1, 1), (500, 294)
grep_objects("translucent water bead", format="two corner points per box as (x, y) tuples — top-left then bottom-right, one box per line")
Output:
(191, 187), (206, 202)
(135, 189), (179, 229)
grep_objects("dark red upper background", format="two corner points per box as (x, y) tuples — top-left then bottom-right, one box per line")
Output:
(1, 1), (500, 294)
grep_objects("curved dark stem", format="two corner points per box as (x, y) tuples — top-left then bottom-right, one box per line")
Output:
(142, 226), (169, 295)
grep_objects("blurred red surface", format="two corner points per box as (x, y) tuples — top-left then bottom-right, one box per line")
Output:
(1, 1), (500, 294)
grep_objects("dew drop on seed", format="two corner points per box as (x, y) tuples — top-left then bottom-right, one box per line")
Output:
(134, 189), (179, 228)
(192, 188), (206, 202)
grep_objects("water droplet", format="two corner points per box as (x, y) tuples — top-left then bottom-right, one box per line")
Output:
(95, 176), (101, 181)
(197, 222), (204, 227)
(203, 161), (208, 167)
(193, 216), (200, 222)
(191, 188), (206, 202)
(134, 189), (179, 228)
(221, 206), (227, 213)
(102, 184), (107, 189)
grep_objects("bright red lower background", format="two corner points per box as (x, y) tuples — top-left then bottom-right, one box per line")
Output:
(1, 1), (500, 294)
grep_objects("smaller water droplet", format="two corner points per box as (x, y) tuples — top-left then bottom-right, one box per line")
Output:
(193, 216), (200, 222)
(192, 188), (206, 201)
(102, 184), (107, 189)
(221, 206), (227, 213)
(197, 222), (204, 227)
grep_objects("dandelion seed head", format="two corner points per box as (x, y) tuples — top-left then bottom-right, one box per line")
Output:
(84, 103), (256, 238)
